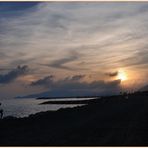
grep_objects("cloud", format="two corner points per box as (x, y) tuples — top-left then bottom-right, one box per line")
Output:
(1, 2), (148, 98)
(2, 2), (148, 74)
(30, 75), (54, 87)
(115, 49), (148, 69)
(0, 68), (12, 71)
(105, 71), (118, 77)
(0, 65), (29, 84)
(29, 74), (121, 97)
(68, 74), (85, 81)
(30, 74), (85, 87)
(43, 51), (80, 70)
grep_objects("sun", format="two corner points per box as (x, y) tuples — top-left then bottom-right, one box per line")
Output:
(117, 70), (127, 81)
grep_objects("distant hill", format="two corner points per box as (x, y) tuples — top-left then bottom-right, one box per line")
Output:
(16, 90), (117, 99)
(16, 91), (52, 99)
(16, 92), (98, 99)
(16, 91), (99, 99)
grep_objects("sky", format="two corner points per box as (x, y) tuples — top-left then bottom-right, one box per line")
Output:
(0, 2), (148, 99)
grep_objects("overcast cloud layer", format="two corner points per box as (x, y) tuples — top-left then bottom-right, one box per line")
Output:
(0, 2), (148, 98)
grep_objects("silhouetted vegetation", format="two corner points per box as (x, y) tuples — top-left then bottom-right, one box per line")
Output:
(0, 91), (148, 146)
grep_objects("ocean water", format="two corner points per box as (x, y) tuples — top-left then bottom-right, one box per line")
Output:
(0, 98), (91, 118)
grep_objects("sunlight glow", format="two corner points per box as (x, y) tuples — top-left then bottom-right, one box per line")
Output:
(117, 70), (127, 81)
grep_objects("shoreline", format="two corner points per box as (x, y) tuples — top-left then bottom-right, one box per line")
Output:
(0, 91), (148, 146)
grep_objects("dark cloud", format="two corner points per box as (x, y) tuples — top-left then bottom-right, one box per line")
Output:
(105, 71), (118, 77)
(29, 74), (121, 97)
(0, 65), (29, 84)
(63, 74), (85, 81)
(70, 75), (85, 81)
(30, 74), (85, 88)
(30, 75), (54, 88)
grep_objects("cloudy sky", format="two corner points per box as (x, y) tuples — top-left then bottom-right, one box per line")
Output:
(0, 2), (148, 98)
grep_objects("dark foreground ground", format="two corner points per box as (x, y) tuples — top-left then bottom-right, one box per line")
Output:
(1, 92), (148, 146)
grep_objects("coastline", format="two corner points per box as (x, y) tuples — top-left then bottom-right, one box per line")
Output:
(0, 92), (148, 146)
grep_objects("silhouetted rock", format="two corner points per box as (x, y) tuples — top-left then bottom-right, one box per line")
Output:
(40, 98), (99, 105)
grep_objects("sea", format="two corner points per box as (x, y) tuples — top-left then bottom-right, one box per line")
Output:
(0, 97), (95, 118)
